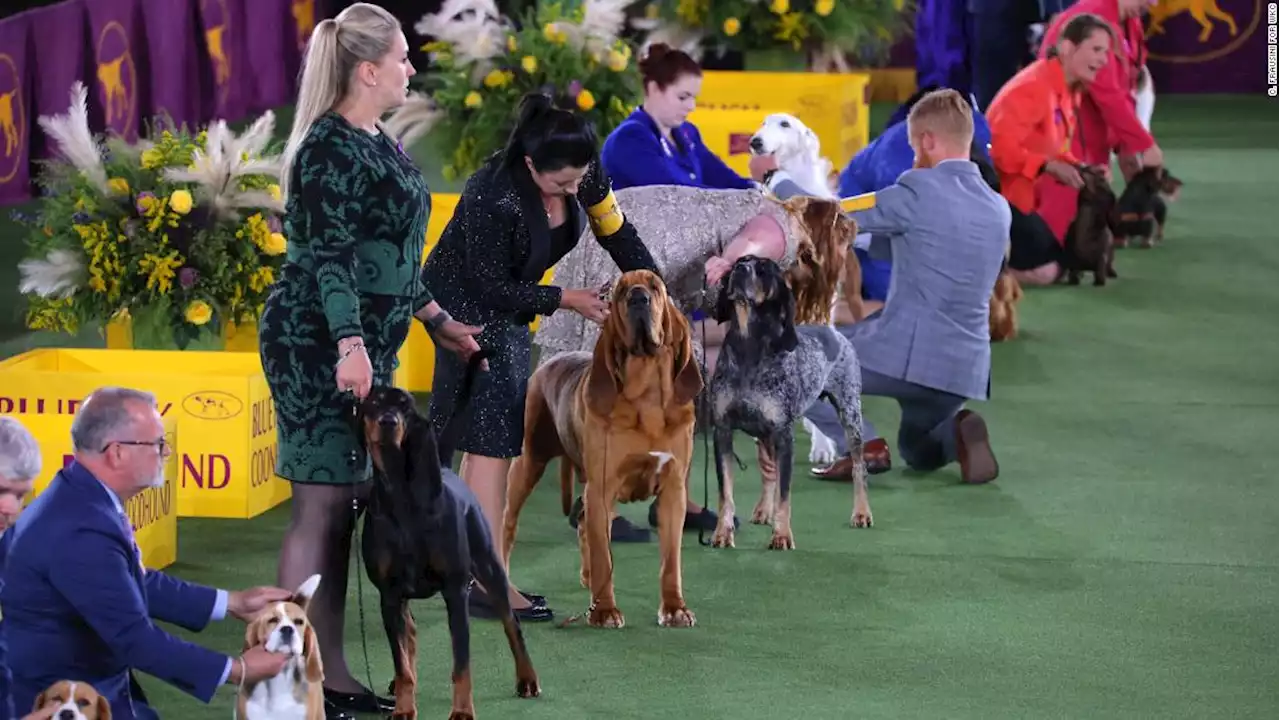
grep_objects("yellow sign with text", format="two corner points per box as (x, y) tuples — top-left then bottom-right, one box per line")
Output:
(9, 413), (178, 570)
(0, 349), (291, 519)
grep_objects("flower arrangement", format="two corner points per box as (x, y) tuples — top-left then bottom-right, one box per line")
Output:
(641, 0), (915, 71)
(387, 0), (642, 180)
(15, 82), (286, 350)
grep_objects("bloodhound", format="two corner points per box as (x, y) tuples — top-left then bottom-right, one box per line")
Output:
(504, 270), (703, 629)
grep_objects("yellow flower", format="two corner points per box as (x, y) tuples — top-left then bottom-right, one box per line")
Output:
(184, 300), (213, 326)
(774, 11), (808, 49)
(675, 0), (709, 25)
(483, 69), (510, 88)
(542, 23), (566, 44)
(420, 40), (450, 53)
(464, 91), (483, 109)
(140, 148), (163, 169)
(606, 49), (628, 72)
(249, 266), (275, 293)
(723, 17), (741, 35)
(576, 90), (596, 112)
(521, 55), (538, 74)
(815, 0), (835, 15)
(168, 189), (193, 215)
(107, 177), (130, 195)
(267, 183), (282, 202)
(770, 0), (789, 13)
(506, 35), (517, 52)
(263, 232), (288, 256)
(138, 250), (184, 295)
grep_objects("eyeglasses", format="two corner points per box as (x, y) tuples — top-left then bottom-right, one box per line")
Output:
(102, 438), (171, 456)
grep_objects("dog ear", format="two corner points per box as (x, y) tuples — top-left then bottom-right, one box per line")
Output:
(96, 693), (113, 720)
(292, 574), (321, 612)
(241, 617), (262, 653)
(767, 267), (799, 353)
(302, 624), (325, 684)
(31, 689), (49, 714)
(712, 269), (734, 324)
(801, 126), (820, 159)
(586, 313), (622, 417)
(662, 299), (704, 407)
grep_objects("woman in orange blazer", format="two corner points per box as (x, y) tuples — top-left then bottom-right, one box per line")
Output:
(986, 12), (1115, 285)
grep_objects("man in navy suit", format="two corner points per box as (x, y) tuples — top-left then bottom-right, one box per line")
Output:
(0, 417), (42, 720)
(0, 387), (293, 719)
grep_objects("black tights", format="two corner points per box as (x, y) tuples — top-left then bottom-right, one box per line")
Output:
(277, 482), (370, 694)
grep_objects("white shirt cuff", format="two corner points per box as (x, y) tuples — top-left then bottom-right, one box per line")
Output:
(211, 589), (229, 622)
(765, 170), (793, 193)
(219, 656), (234, 687)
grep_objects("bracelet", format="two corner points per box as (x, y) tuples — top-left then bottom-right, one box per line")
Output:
(335, 341), (365, 367)
(424, 310), (451, 333)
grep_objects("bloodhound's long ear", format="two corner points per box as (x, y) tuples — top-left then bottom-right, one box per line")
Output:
(302, 623), (325, 684)
(96, 693), (113, 720)
(292, 574), (321, 613)
(662, 298), (703, 407)
(586, 313), (623, 418)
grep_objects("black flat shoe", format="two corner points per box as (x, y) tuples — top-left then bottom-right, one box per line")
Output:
(648, 500), (738, 532)
(568, 496), (652, 543)
(323, 687), (393, 714)
(469, 586), (556, 622)
(323, 700), (356, 720)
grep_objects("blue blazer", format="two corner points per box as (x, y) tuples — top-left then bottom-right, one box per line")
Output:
(601, 108), (754, 192)
(0, 461), (231, 720)
(0, 531), (13, 720)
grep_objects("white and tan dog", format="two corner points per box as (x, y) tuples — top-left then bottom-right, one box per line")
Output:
(29, 681), (110, 720)
(237, 574), (324, 720)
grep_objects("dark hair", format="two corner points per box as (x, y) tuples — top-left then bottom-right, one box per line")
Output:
(1046, 12), (1114, 58)
(503, 92), (597, 173)
(638, 43), (702, 90)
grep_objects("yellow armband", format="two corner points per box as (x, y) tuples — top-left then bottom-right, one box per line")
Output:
(586, 191), (624, 237)
(839, 192), (876, 213)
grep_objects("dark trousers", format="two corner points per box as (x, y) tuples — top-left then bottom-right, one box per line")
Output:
(968, 11), (1031, 111)
(1008, 204), (1064, 271)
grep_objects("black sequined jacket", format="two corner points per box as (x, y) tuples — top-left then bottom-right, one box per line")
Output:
(421, 154), (659, 327)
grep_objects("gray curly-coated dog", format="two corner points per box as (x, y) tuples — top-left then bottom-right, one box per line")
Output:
(705, 255), (873, 551)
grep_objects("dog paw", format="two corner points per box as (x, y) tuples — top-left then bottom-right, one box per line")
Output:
(515, 674), (541, 699)
(394, 710), (420, 720)
(447, 711), (474, 720)
(658, 605), (697, 628)
(768, 531), (796, 550)
(711, 524), (735, 548)
(805, 421), (838, 465)
(588, 604), (626, 629)
(850, 507), (874, 529)
(750, 501), (775, 525)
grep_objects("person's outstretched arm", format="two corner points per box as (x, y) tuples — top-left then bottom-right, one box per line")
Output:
(579, 162), (660, 274)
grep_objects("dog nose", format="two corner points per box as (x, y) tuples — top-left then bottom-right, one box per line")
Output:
(59, 711), (75, 720)
(378, 413), (400, 427)
(749, 136), (764, 152)
(279, 625), (295, 639)
(627, 288), (649, 306)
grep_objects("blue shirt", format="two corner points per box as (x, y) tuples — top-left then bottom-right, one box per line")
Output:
(838, 110), (993, 198)
(602, 108), (754, 192)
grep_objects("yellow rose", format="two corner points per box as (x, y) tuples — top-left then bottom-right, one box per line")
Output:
(483, 69), (508, 88)
(169, 189), (193, 215)
(464, 91), (483, 109)
(267, 183), (282, 202)
(521, 55), (538, 73)
(770, 0), (789, 13)
(606, 49), (628, 72)
(184, 300), (213, 326)
(576, 90), (596, 112)
(263, 232), (287, 256)
(815, 0), (835, 15)
(107, 177), (130, 195)
(723, 17), (741, 35)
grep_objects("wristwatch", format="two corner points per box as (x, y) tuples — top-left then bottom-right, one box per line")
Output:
(424, 310), (451, 333)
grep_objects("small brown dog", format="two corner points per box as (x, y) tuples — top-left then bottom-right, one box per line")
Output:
(504, 269), (703, 630)
(1062, 165), (1118, 286)
(989, 264), (1024, 342)
(236, 574), (324, 720)
(1112, 166), (1182, 248)
(30, 680), (110, 720)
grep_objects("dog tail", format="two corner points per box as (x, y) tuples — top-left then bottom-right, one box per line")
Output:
(559, 460), (574, 517)
(434, 349), (492, 468)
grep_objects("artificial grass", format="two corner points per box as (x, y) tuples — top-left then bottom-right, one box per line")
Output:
(2, 96), (1277, 718)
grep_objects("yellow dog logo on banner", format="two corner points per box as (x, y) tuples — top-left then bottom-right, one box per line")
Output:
(95, 21), (137, 136)
(1147, 0), (1260, 63)
(0, 53), (23, 182)
(292, 0), (316, 50)
(202, 0), (233, 101)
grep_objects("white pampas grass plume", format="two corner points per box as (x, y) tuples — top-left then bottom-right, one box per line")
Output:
(384, 92), (443, 150)
(162, 110), (284, 217)
(634, 19), (705, 60)
(37, 82), (108, 193)
(560, 0), (631, 55)
(19, 249), (85, 299)
(416, 0), (508, 69)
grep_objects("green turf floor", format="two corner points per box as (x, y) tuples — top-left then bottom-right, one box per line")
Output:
(4, 96), (1278, 718)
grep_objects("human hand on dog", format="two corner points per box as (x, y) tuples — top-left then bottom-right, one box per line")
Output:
(335, 337), (373, 399)
(228, 644), (291, 686)
(228, 585), (294, 622)
(433, 318), (488, 370)
(705, 255), (733, 286)
(19, 708), (56, 720)
(748, 153), (779, 183)
(1043, 159), (1084, 189)
(1140, 142), (1164, 169)
(562, 288), (610, 325)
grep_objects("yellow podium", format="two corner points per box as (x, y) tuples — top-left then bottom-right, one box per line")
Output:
(0, 349), (291, 519)
(10, 413), (179, 570)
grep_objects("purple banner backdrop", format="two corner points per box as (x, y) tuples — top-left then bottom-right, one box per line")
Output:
(140, 0), (204, 130)
(86, 0), (147, 143)
(197, 0), (250, 124)
(0, 0), (316, 206)
(1145, 0), (1267, 94)
(0, 14), (31, 206)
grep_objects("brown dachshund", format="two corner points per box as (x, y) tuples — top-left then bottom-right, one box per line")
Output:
(1062, 165), (1118, 286)
(504, 270), (703, 630)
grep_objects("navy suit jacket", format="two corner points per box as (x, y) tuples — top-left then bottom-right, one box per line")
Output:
(0, 461), (231, 719)
(0, 530), (13, 720)
(601, 108), (753, 191)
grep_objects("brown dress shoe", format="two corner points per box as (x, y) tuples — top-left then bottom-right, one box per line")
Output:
(954, 410), (999, 484)
(810, 439), (892, 480)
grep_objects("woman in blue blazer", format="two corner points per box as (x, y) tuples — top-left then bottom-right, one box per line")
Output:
(601, 44), (753, 191)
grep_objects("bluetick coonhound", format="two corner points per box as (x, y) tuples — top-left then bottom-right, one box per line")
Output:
(706, 255), (873, 551)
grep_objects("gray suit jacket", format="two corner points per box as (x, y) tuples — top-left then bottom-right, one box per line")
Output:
(771, 160), (1011, 400)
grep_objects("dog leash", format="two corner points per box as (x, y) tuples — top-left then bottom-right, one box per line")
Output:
(696, 277), (713, 548)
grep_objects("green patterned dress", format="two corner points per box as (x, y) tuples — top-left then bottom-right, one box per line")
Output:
(258, 111), (432, 485)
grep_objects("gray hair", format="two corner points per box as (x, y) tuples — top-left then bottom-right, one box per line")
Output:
(0, 417), (41, 483)
(70, 387), (158, 454)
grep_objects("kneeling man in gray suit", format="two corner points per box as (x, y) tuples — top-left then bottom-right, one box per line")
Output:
(752, 88), (1010, 484)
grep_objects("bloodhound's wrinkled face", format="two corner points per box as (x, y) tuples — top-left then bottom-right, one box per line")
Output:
(33, 680), (111, 720)
(609, 269), (672, 356)
(358, 386), (420, 473)
(243, 574), (324, 685)
(716, 255), (799, 354)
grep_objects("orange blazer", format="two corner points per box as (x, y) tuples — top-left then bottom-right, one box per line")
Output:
(985, 58), (1081, 214)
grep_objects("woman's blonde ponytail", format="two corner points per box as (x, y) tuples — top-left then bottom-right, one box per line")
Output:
(280, 18), (342, 199)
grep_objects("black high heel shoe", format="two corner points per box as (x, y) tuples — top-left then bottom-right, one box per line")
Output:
(468, 581), (555, 622)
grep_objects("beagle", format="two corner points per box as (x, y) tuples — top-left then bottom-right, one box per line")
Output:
(31, 680), (110, 720)
(236, 574), (324, 720)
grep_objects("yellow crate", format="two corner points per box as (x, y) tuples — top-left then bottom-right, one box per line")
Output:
(105, 318), (260, 353)
(7, 413), (179, 570)
(394, 194), (556, 392)
(695, 70), (873, 172)
(0, 349), (291, 519)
